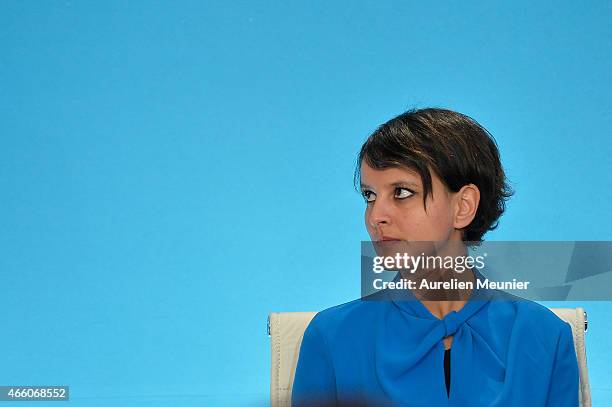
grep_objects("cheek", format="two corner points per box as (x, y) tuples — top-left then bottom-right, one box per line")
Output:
(396, 204), (451, 239)
(426, 208), (456, 240)
(428, 209), (451, 227)
(395, 212), (426, 235)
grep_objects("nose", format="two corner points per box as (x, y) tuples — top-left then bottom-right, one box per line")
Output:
(367, 201), (392, 235)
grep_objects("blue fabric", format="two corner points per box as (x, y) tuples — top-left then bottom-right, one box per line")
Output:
(292, 272), (579, 406)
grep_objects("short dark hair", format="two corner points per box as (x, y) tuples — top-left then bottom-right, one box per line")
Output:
(354, 107), (514, 243)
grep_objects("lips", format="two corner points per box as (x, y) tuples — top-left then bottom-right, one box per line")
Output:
(380, 236), (401, 242)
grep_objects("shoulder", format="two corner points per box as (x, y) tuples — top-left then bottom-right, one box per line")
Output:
(515, 299), (573, 332)
(305, 297), (388, 339)
(487, 297), (574, 345)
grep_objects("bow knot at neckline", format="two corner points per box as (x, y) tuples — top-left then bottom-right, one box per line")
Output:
(441, 310), (462, 337)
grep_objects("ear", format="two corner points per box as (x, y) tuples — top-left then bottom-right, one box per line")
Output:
(453, 184), (480, 229)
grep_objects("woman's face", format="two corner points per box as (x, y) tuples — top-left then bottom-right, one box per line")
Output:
(360, 161), (465, 244)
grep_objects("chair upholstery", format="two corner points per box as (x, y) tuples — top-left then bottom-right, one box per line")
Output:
(268, 308), (591, 407)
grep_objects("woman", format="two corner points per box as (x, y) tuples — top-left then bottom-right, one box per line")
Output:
(291, 108), (579, 406)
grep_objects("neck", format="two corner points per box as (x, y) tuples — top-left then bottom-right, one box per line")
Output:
(418, 267), (476, 319)
(399, 240), (476, 319)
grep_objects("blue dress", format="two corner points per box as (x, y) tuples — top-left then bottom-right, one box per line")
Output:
(292, 272), (579, 406)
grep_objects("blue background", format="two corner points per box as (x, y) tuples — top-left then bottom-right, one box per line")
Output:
(1, 1), (610, 405)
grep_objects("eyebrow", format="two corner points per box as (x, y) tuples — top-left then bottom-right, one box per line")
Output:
(360, 180), (420, 190)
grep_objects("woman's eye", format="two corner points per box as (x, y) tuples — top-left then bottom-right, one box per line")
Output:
(395, 187), (414, 199)
(362, 191), (376, 203)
